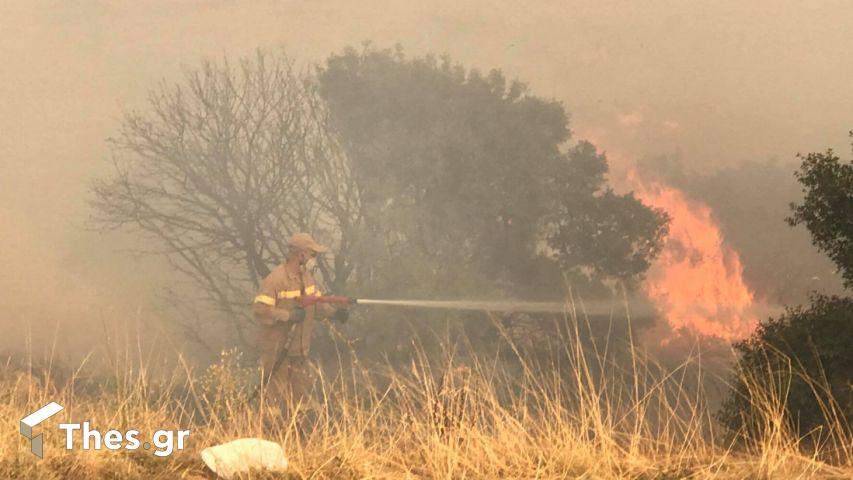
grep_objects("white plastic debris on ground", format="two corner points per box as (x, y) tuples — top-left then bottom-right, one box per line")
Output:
(201, 438), (289, 479)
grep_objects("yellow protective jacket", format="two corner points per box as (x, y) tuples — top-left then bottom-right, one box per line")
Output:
(252, 262), (333, 358)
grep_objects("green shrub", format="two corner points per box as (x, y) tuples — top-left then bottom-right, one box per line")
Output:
(718, 294), (852, 456)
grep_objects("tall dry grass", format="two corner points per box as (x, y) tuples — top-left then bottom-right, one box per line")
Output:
(1, 307), (850, 479)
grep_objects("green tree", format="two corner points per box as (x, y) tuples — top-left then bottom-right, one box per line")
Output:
(719, 135), (853, 458)
(547, 141), (668, 283)
(787, 141), (853, 288)
(318, 46), (667, 300)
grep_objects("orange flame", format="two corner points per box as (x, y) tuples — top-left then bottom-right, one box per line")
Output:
(630, 172), (758, 342)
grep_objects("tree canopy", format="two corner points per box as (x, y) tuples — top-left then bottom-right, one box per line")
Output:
(787, 141), (853, 288)
(319, 46), (668, 298)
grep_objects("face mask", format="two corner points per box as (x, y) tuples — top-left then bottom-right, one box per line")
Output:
(304, 257), (317, 272)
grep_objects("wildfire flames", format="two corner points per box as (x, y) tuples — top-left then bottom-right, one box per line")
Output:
(630, 172), (759, 342)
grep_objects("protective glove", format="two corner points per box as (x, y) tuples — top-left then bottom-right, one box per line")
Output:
(288, 307), (306, 323)
(331, 308), (349, 324)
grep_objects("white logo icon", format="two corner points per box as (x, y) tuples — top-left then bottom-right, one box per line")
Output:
(21, 402), (64, 458)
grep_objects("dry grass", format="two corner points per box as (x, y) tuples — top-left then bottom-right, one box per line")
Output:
(1, 312), (850, 479)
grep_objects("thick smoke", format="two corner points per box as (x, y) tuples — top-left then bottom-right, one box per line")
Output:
(1, 2), (851, 365)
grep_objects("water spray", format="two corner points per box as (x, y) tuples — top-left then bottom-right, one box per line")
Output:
(355, 299), (568, 313)
(302, 295), (653, 316)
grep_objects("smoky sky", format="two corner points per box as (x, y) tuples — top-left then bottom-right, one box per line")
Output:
(1, 1), (851, 354)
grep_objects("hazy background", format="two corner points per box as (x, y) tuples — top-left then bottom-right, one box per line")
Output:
(2, 1), (850, 356)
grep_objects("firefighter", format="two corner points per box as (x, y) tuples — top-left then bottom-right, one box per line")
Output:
(252, 232), (349, 408)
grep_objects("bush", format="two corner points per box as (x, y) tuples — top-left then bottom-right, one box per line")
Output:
(718, 294), (852, 457)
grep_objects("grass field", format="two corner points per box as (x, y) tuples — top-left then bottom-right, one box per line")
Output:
(2, 317), (850, 479)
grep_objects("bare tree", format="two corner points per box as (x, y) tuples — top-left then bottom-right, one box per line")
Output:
(90, 51), (361, 353)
